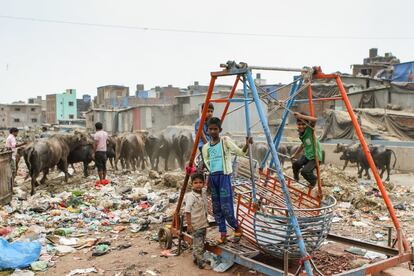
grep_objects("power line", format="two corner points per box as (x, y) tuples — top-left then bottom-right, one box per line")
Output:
(1, 15), (414, 40)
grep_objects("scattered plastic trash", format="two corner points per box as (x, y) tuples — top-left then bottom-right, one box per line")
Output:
(55, 245), (76, 256)
(30, 260), (48, 271)
(0, 226), (13, 237)
(0, 238), (41, 269)
(145, 270), (159, 276)
(345, 247), (367, 256)
(352, 221), (368, 228)
(59, 237), (79, 246)
(332, 217), (342, 223)
(364, 251), (387, 260)
(92, 243), (110, 256)
(11, 269), (35, 276)
(393, 203), (406, 211)
(66, 267), (97, 276)
(54, 228), (74, 236)
(339, 202), (352, 209)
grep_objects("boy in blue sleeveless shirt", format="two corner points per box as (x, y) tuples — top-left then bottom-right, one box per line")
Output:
(201, 117), (253, 243)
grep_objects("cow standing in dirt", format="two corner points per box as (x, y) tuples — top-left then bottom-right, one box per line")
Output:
(67, 142), (94, 177)
(25, 132), (87, 195)
(106, 136), (117, 169)
(119, 133), (147, 171)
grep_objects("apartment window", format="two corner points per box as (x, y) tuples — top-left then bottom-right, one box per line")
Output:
(31, 118), (37, 123)
(68, 101), (74, 106)
(31, 108), (36, 112)
(15, 108), (21, 111)
(69, 114), (74, 119)
(14, 118), (20, 122)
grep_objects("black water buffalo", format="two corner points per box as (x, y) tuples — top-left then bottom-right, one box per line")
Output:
(67, 143), (94, 177)
(340, 144), (397, 181)
(106, 136), (117, 169)
(334, 143), (360, 170)
(25, 132), (88, 195)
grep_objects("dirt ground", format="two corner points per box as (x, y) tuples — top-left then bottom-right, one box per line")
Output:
(40, 231), (251, 276)
(2, 160), (414, 276)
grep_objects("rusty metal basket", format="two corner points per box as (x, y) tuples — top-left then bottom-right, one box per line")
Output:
(230, 157), (336, 259)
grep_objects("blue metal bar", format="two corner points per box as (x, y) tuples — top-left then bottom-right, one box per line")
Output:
(269, 77), (303, 169)
(243, 78), (257, 203)
(260, 76), (302, 169)
(228, 98), (253, 103)
(246, 71), (313, 276)
(219, 250), (285, 276)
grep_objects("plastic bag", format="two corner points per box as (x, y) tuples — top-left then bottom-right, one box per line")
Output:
(0, 238), (41, 269)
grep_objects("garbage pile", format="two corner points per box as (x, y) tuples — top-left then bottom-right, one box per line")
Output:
(320, 165), (414, 245)
(0, 169), (184, 274)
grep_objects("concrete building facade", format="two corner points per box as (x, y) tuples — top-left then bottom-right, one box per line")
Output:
(85, 104), (175, 133)
(0, 103), (42, 129)
(56, 89), (77, 120)
(46, 89), (77, 124)
(96, 85), (129, 108)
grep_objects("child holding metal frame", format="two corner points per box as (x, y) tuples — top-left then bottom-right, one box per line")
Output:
(201, 117), (253, 244)
(291, 112), (322, 188)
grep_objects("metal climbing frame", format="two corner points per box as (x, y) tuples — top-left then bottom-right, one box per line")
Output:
(165, 62), (413, 275)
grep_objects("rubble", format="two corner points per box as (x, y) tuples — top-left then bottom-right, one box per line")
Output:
(0, 167), (182, 274)
(0, 152), (412, 274)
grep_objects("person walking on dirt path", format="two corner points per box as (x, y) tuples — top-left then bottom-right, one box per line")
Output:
(195, 103), (214, 153)
(291, 112), (323, 188)
(184, 172), (209, 269)
(5, 127), (26, 181)
(93, 122), (109, 188)
(201, 117), (253, 244)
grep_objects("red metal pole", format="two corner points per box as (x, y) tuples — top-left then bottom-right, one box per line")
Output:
(221, 76), (240, 123)
(172, 76), (217, 229)
(307, 85), (323, 200)
(335, 76), (409, 252)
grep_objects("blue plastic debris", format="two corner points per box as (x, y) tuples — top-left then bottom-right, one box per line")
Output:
(0, 238), (41, 269)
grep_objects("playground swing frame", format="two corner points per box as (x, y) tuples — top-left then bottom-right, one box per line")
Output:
(161, 62), (412, 276)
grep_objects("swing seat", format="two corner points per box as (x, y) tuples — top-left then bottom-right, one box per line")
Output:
(230, 157), (336, 259)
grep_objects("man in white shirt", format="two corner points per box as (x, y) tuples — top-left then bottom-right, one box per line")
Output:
(5, 127), (26, 181)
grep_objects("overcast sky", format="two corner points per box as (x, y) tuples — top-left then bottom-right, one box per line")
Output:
(0, 0), (413, 103)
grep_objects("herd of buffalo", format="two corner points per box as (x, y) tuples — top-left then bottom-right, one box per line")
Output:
(15, 126), (397, 196)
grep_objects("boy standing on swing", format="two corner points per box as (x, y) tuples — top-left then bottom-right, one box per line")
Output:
(291, 112), (323, 188)
(201, 117), (253, 243)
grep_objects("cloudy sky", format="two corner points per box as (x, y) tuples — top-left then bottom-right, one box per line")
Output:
(0, 0), (413, 103)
